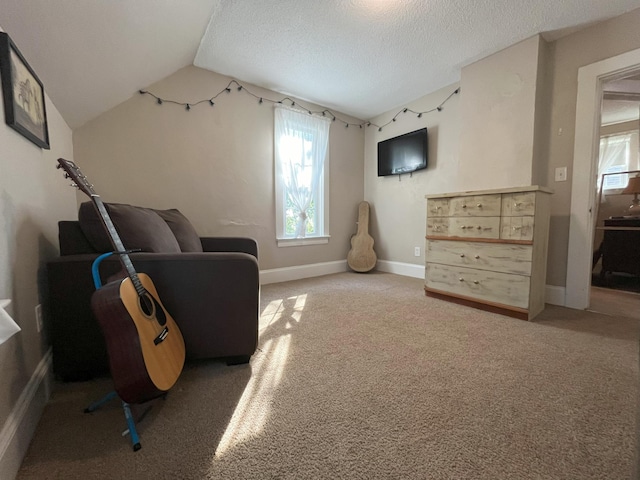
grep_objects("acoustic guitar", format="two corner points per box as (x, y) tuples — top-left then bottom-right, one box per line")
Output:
(56, 158), (185, 404)
(347, 201), (377, 272)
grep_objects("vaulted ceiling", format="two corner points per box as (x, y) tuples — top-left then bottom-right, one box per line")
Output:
(1, 0), (639, 129)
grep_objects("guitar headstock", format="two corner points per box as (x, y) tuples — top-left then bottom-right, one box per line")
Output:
(56, 158), (97, 198)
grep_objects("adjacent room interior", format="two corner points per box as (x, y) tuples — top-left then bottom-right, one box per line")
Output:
(1, 1), (640, 479)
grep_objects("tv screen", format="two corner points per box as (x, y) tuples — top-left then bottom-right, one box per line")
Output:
(377, 128), (428, 177)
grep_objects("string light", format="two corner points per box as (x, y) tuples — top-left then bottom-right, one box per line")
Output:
(137, 81), (460, 131)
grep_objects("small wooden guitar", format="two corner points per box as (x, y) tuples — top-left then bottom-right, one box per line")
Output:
(347, 201), (377, 272)
(57, 158), (185, 404)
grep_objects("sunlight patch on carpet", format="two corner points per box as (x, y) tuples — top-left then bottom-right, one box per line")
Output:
(215, 294), (308, 457)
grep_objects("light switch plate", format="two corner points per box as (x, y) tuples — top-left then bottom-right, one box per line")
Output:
(555, 167), (567, 182)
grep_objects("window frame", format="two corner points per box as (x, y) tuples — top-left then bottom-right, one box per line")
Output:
(599, 132), (633, 193)
(274, 107), (330, 247)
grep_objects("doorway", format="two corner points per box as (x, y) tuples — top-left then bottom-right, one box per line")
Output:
(566, 47), (640, 313)
(588, 73), (640, 319)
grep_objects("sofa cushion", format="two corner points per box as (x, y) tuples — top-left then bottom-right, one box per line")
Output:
(78, 202), (181, 253)
(153, 208), (203, 253)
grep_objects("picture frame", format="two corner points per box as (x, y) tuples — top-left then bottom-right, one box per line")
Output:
(0, 32), (50, 149)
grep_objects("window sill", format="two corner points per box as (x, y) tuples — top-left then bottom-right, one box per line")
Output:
(277, 236), (330, 247)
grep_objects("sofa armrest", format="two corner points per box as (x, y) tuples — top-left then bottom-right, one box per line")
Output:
(46, 251), (259, 380)
(132, 252), (259, 360)
(200, 237), (258, 259)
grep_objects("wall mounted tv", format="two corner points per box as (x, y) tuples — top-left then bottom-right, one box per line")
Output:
(377, 128), (428, 177)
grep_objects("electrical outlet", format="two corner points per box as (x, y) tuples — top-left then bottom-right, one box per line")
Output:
(414, 246), (421, 257)
(35, 304), (43, 333)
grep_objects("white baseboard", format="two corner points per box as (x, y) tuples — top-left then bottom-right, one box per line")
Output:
(375, 260), (425, 279)
(260, 259), (567, 309)
(260, 260), (348, 285)
(0, 348), (52, 480)
(545, 285), (566, 306)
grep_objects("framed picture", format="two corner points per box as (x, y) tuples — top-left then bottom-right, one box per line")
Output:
(0, 32), (50, 149)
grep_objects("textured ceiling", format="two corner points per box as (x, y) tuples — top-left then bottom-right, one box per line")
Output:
(1, 0), (639, 129)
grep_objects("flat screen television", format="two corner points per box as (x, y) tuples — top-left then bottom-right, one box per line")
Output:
(377, 128), (428, 177)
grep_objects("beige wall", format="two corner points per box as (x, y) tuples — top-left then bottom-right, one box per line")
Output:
(0, 26), (76, 475)
(544, 7), (640, 286)
(458, 35), (546, 190)
(73, 66), (365, 271)
(364, 83), (461, 265)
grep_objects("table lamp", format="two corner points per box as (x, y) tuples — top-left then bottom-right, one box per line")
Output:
(622, 174), (640, 216)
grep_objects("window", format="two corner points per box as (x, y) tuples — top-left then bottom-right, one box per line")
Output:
(274, 105), (331, 246)
(598, 133), (636, 192)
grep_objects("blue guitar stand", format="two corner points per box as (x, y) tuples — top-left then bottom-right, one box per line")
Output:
(83, 251), (143, 452)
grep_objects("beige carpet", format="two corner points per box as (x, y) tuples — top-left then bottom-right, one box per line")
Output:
(589, 286), (640, 321)
(16, 272), (639, 479)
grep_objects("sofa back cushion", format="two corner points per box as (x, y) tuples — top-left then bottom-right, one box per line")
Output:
(153, 209), (203, 253)
(78, 202), (181, 253)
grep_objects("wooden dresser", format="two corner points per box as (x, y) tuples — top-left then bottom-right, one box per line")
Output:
(424, 186), (552, 320)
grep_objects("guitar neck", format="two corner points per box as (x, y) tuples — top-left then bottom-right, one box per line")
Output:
(92, 195), (145, 296)
(356, 203), (370, 235)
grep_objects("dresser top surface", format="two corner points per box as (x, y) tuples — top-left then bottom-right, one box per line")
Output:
(425, 185), (553, 199)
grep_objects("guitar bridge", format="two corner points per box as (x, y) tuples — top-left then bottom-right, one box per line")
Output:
(154, 326), (169, 345)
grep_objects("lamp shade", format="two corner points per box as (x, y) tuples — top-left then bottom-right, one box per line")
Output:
(622, 175), (640, 195)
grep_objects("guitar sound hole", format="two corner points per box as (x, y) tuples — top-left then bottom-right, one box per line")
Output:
(139, 294), (155, 317)
(138, 293), (168, 326)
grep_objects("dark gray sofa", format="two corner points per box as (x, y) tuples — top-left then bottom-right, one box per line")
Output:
(46, 202), (259, 381)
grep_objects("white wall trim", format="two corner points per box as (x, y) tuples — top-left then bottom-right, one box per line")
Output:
(260, 259), (565, 311)
(0, 348), (52, 480)
(375, 260), (425, 279)
(260, 260), (348, 285)
(545, 285), (566, 307)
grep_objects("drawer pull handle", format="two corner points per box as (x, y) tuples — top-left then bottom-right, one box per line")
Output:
(458, 277), (464, 282)
(477, 203), (482, 208)
(460, 254), (465, 258)
(473, 280), (479, 285)
(476, 226), (482, 230)
(474, 255), (480, 259)
(462, 204), (467, 209)
(514, 202), (521, 207)
(512, 226), (522, 231)
(461, 226), (467, 229)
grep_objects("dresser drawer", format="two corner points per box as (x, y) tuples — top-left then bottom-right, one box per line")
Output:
(500, 216), (534, 241)
(426, 217), (450, 236)
(427, 198), (450, 217)
(501, 192), (536, 216)
(427, 217), (501, 238)
(426, 240), (532, 275)
(448, 217), (500, 239)
(449, 194), (501, 217)
(425, 263), (530, 309)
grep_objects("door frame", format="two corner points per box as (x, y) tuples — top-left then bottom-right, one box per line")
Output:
(565, 47), (640, 309)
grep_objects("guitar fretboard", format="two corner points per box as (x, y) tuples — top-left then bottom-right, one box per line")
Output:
(93, 195), (146, 297)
